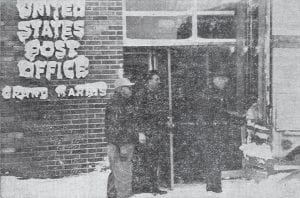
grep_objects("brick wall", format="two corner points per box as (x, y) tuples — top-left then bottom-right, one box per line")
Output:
(0, 0), (123, 178)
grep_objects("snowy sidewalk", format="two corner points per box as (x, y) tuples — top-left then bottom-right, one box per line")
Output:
(1, 170), (300, 198)
(0, 171), (110, 198)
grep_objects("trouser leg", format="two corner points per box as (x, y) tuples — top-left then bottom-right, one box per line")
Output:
(205, 154), (222, 192)
(146, 147), (160, 190)
(206, 164), (221, 191)
(107, 144), (135, 198)
(107, 172), (117, 198)
(107, 144), (118, 198)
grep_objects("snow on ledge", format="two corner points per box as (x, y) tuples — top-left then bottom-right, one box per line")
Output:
(239, 143), (273, 160)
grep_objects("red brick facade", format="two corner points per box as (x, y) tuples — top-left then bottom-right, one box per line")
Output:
(0, 0), (123, 178)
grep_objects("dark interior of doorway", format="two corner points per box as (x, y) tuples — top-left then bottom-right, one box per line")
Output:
(124, 46), (245, 183)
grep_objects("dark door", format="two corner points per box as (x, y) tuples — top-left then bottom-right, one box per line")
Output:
(124, 46), (244, 183)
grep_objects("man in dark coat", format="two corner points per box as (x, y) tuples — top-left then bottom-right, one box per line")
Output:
(132, 71), (168, 195)
(198, 70), (245, 193)
(105, 78), (137, 198)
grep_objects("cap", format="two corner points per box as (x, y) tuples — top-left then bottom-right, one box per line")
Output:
(114, 78), (135, 88)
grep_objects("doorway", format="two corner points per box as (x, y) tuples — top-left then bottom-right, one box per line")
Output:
(124, 46), (243, 183)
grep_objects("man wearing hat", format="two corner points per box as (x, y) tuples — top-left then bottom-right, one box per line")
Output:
(105, 77), (137, 198)
(196, 69), (245, 193)
(132, 70), (168, 195)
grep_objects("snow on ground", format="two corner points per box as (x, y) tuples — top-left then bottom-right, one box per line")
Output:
(0, 170), (110, 198)
(132, 173), (300, 198)
(1, 169), (300, 198)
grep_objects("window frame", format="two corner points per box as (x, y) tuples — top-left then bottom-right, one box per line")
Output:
(122, 0), (237, 46)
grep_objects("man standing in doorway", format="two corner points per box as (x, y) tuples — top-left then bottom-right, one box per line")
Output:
(133, 70), (168, 195)
(105, 78), (137, 198)
(198, 69), (245, 193)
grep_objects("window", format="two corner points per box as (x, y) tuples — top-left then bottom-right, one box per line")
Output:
(123, 0), (241, 46)
(126, 0), (192, 11)
(197, 15), (236, 39)
(126, 16), (192, 40)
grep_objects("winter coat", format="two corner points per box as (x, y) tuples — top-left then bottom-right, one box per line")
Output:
(201, 88), (229, 144)
(135, 86), (168, 142)
(197, 87), (245, 151)
(105, 93), (138, 147)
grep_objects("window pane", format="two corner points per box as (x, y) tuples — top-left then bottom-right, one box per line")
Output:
(126, 0), (192, 11)
(197, 0), (241, 11)
(197, 16), (236, 38)
(126, 16), (192, 39)
(273, 48), (300, 130)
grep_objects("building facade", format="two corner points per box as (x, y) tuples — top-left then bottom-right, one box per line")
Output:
(0, 0), (123, 178)
(1, 0), (300, 180)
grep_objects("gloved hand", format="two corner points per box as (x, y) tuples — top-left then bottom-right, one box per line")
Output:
(139, 132), (146, 144)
